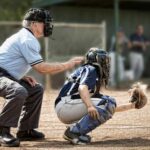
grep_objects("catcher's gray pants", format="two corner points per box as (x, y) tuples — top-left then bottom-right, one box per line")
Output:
(0, 76), (44, 131)
(55, 94), (116, 125)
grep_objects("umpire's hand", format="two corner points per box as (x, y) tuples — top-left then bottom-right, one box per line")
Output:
(68, 56), (84, 69)
(22, 76), (38, 87)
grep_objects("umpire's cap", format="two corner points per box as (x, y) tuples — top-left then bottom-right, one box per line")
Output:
(24, 8), (52, 22)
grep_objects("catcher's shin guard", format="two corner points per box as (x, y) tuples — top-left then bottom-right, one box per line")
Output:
(71, 98), (116, 135)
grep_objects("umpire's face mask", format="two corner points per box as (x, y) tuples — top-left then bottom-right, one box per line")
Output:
(43, 10), (53, 37)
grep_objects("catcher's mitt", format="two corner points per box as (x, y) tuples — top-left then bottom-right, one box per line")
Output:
(129, 82), (148, 109)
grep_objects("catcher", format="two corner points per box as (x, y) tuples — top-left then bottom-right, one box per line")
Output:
(55, 47), (148, 145)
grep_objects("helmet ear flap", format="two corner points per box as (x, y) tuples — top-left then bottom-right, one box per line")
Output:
(86, 50), (97, 63)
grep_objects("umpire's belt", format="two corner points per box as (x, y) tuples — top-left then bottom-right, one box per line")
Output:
(0, 67), (18, 82)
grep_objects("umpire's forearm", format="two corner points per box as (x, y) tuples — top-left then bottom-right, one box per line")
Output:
(115, 103), (135, 112)
(32, 62), (71, 74)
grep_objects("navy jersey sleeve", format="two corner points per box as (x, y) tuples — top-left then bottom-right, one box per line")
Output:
(79, 66), (97, 90)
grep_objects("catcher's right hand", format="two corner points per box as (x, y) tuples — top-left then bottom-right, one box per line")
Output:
(129, 82), (148, 109)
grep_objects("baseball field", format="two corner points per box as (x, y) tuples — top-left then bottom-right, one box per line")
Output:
(0, 88), (150, 150)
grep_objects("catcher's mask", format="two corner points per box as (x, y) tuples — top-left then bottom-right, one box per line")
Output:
(86, 47), (110, 69)
(85, 47), (110, 86)
(24, 8), (53, 37)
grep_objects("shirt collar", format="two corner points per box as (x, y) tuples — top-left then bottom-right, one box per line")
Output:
(24, 27), (34, 36)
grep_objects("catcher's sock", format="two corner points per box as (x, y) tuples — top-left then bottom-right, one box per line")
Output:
(63, 127), (91, 145)
(17, 129), (45, 141)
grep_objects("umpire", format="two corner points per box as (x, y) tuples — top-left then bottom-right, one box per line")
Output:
(0, 8), (83, 147)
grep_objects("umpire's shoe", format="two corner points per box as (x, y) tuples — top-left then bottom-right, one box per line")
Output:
(17, 129), (45, 141)
(0, 126), (20, 147)
(63, 127), (91, 145)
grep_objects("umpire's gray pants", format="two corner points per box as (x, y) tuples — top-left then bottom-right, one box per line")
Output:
(0, 76), (44, 131)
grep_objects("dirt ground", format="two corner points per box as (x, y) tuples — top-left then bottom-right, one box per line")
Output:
(0, 88), (150, 150)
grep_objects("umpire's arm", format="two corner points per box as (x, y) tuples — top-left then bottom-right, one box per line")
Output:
(32, 57), (83, 75)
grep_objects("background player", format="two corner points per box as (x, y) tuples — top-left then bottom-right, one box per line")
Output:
(55, 47), (147, 145)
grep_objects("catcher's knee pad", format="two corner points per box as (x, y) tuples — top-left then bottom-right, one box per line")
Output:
(97, 95), (116, 116)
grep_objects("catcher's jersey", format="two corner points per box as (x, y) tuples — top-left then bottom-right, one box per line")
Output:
(56, 64), (99, 100)
(0, 28), (43, 80)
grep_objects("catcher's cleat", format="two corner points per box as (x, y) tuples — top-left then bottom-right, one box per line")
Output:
(63, 127), (91, 145)
(17, 129), (45, 141)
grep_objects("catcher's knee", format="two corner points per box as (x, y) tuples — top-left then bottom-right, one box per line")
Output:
(96, 97), (116, 123)
(106, 101), (116, 115)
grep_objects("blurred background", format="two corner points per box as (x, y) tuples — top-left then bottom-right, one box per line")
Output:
(0, 0), (150, 89)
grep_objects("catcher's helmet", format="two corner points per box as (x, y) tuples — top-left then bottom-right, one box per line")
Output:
(24, 8), (53, 37)
(86, 47), (110, 88)
(86, 47), (110, 67)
